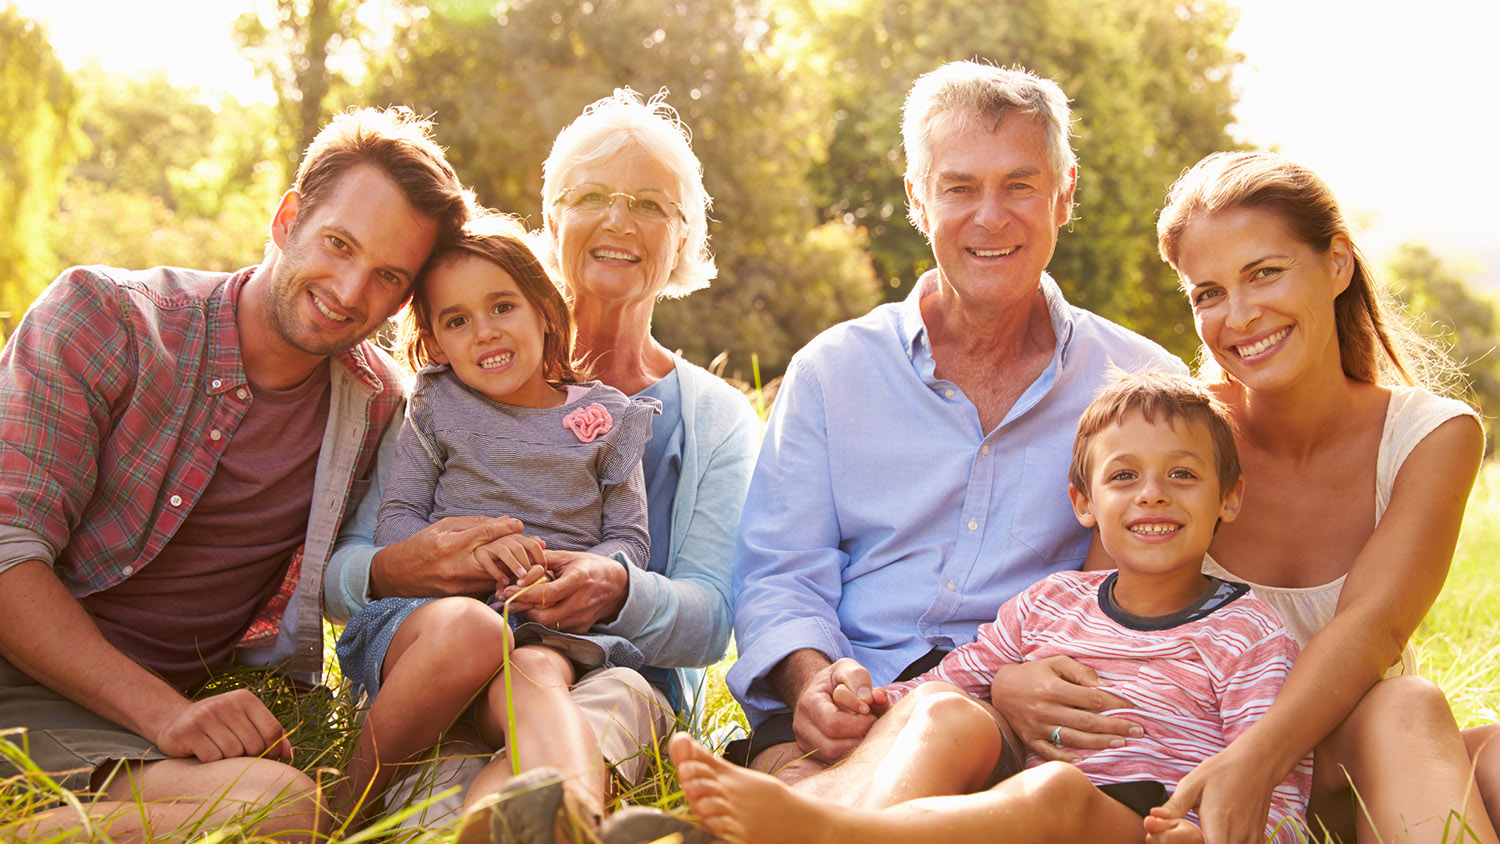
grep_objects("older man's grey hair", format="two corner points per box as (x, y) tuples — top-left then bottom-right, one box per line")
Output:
(901, 61), (1076, 227)
(540, 87), (715, 298)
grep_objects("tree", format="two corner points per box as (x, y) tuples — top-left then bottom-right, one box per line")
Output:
(0, 7), (80, 325)
(235, 0), (369, 176)
(782, 0), (1244, 360)
(1386, 243), (1500, 452)
(364, 0), (882, 377)
(49, 67), (283, 273)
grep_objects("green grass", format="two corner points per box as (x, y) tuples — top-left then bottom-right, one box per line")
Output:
(4, 462), (1498, 841)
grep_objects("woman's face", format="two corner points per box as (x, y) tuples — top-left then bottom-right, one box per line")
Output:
(1175, 206), (1352, 394)
(549, 143), (688, 309)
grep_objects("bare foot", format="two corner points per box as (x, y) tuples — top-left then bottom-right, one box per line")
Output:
(669, 732), (861, 844)
(1143, 811), (1205, 844)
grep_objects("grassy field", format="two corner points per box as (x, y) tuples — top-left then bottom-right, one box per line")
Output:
(3, 462), (1498, 842)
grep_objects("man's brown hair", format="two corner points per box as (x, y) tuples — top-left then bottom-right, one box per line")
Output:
(293, 106), (471, 248)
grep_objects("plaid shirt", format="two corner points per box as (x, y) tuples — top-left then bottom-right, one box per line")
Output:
(0, 265), (403, 680)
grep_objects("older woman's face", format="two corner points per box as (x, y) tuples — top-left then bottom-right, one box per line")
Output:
(1176, 206), (1351, 394)
(550, 143), (688, 308)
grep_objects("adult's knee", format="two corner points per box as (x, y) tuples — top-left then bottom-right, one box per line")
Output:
(1331, 676), (1462, 768)
(221, 758), (327, 842)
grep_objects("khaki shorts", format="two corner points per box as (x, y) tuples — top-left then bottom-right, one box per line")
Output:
(0, 654), (166, 793)
(384, 665), (675, 827)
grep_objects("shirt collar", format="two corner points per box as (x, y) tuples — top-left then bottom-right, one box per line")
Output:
(899, 269), (1078, 361)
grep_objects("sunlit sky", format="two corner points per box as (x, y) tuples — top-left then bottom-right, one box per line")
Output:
(13, 0), (1500, 291)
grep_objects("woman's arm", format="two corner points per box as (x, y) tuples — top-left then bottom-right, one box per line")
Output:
(1167, 415), (1484, 844)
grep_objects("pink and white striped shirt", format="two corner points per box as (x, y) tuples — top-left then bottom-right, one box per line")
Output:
(887, 569), (1310, 843)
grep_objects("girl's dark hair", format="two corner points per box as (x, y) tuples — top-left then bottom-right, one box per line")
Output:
(396, 212), (584, 385)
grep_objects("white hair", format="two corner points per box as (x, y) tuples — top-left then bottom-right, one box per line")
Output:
(540, 87), (715, 298)
(901, 61), (1076, 227)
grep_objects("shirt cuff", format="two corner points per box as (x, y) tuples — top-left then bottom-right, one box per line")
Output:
(0, 527), (56, 578)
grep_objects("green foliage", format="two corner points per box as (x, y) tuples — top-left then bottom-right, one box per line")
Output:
(235, 0), (372, 175)
(783, 0), (1244, 361)
(1386, 243), (1500, 452)
(363, 0), (882, 377)
(0, 6), (81, 319)
(47, 70), (284, 275)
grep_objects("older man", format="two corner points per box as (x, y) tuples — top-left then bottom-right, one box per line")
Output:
(0, 108), (474, 841)
(728, 61), (1187, 788)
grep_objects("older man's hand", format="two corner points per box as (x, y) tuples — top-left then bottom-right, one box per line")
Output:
(793, 659), (878, 762)
(369, 515), (525, 600)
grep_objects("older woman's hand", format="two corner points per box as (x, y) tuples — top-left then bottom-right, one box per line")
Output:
(496, 549), (629, 633)
(989, 656), (1140, 762)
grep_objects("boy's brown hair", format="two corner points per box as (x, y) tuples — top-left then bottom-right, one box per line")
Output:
(396, 211), (584, 386)
(1068, 372), (1240, 499)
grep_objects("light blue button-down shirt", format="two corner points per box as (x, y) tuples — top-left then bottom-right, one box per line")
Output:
(728, 271), (1187, 727)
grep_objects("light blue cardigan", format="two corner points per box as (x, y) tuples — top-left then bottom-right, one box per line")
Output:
(324, 354), (760, 713)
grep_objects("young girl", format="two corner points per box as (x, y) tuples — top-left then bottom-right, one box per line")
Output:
(334, 212), (658, 838)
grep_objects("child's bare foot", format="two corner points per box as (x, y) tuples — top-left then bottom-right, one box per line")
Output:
(669, 732), (859, 844)
(1143, 811), (1205, 844)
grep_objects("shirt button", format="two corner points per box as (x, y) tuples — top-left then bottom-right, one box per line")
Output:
(967, 519), (978, 531)
(944, 389), (955, 399)
(209, 429), (222, 441)
(947, 581), (956, 591)
(211, 379), (222, 389)
(981, 444), (991, 456)
(169, 495), (183, 507)
(236, 388), (249, 400)
(121, 565), (134, 576)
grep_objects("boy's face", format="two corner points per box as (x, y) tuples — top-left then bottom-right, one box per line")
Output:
(1069, 410), (1243, 605)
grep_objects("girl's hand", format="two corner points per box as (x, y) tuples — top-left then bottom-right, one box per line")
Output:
(496, 549), (628, 632)
(989, 656), (1140, 762)
(474, 534), (547, 588)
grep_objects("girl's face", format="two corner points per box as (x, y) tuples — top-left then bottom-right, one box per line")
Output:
(549, 142), (688, 309)
(424, 254), (562, 408)
(1175, 206), (1352, 395)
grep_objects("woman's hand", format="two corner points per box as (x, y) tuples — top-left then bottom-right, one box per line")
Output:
(497, 549), (629, 632)
(988, 656), (1140, 762)
(1156, 742), (1279, 844)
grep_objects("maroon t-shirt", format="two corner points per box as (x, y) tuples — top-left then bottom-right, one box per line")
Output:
(82, 366), (331, 689)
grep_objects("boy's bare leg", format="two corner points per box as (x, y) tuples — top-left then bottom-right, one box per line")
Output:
(1312, 676), (1499, 844)
(673, 732), (1145, 844)
(17, 756), (324, 843)
(762, 681), (1009, 806)
(338, 598), (509, 822)
(856, 686), (1012, 809)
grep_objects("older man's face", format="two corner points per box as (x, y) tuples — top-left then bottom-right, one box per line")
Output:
(907, 114), (1074, 316)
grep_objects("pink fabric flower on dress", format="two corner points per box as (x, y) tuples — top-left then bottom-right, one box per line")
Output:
(563, 403), (613, 443)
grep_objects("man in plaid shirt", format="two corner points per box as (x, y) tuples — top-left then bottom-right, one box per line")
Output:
(0, 107), (473, 841)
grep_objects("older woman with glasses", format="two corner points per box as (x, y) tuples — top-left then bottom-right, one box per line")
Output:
(324, 89), (757, 844)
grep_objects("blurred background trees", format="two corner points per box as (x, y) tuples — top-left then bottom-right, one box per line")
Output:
(2, 0), (1496, 435)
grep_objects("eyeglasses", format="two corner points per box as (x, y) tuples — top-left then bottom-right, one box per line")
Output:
(555, 186), (685, 223)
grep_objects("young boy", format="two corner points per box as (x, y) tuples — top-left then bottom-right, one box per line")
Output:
(670, 372), (1310, 844)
